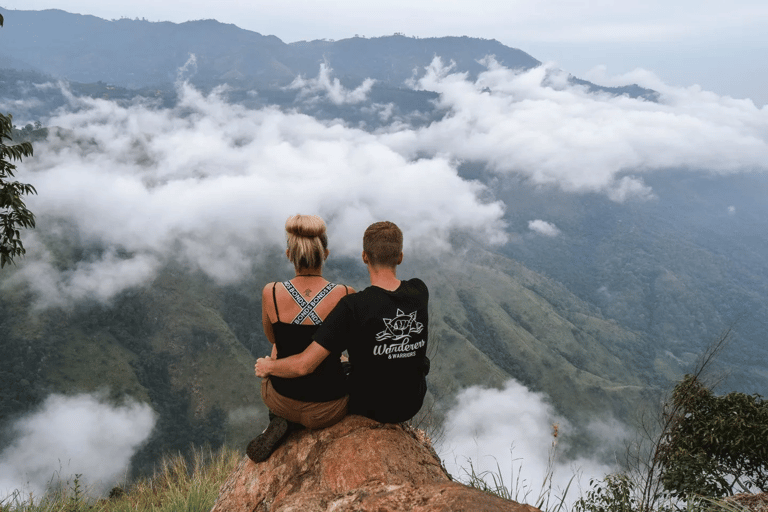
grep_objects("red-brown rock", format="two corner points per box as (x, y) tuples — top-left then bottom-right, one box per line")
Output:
(211, 415), (540, 512)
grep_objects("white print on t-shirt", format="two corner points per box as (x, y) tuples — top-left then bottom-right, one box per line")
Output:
(373, 338), (425, 358)
(376, 309), (423, 342)
(373, 309), (425, 359)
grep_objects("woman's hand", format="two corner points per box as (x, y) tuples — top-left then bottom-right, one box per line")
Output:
(255, 356), (273, 378)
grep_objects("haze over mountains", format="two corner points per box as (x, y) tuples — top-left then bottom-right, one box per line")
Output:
(1, 7), (767, 497)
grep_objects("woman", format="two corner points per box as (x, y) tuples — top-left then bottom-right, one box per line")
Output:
(247, 214), (353, 463)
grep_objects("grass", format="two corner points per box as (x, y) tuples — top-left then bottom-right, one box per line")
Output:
(0, 446), (241, 512)
(459, 423), (573, 512)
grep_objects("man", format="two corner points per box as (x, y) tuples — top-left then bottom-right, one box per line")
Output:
(256, 220), (429, 424)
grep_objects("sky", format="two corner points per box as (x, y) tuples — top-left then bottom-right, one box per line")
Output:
(1, 0), (767, 106)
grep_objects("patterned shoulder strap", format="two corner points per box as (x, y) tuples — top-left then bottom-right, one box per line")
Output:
(282, 281), (337, 325)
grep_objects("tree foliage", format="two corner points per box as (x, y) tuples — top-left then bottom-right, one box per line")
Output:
(0, 112), (36, 268)
(573, 474), (644, 512)
(0, 16), (37, 268)
(658, 374), (768, 499)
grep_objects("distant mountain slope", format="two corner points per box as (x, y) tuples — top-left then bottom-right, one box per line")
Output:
(418, 246), (655, 423)
(490, 170), (768, 396)
(3, 9), (290, 86)
(286, 35), (540, 85)
(0, 8), (653, 101)
(0, 9), (533, 88)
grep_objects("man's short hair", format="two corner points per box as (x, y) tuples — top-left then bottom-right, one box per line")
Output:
(363, 221), (403, 268)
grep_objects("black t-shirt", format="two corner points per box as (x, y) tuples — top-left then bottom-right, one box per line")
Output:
(314, 278), (429, 423)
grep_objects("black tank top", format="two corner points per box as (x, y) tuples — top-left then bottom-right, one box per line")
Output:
(269, 281), (348, 402)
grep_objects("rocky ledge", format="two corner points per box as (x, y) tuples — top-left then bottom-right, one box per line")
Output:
(210, 415), (539, 512)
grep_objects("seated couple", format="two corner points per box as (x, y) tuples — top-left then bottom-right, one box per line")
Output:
(247, 215), (430, 463)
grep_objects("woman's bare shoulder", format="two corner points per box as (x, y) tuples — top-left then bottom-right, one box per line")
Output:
(334, 283), (356, 295)
(262, 281), (280, 297)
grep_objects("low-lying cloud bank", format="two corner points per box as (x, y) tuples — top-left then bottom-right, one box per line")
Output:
(5, 57), (767, 307)
(11, 81), (505, 307)
(387, 58), (767, 197)
(0, 393), (156, 500)
(438, 379), (625, 507)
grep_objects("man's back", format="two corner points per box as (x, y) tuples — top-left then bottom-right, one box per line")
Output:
(314, 278), (429, 423)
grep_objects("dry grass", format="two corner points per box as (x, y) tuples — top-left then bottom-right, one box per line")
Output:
(0, 446), (241, 512)
(722, 494), (768, 512)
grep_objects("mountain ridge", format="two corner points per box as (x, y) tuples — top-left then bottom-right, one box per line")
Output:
(0, 7), (653, 101)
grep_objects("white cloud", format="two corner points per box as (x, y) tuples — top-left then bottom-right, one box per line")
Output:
(384, 58), (768, 199)
(8, 56), (768, 306)
(11, 80), (505, 306)
(290, 62), (375, 105)
(437, 379), (620, 508)
(0, 393), (156, 501)
(0, 97), (43, 114)
(528, 220), (560, 237)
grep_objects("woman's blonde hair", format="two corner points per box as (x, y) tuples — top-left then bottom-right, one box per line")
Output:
(285, 214), (328, 271)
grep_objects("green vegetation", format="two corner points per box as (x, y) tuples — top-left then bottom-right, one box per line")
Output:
(0, 446), (240, 512)
(0, 112), (37, 269)
(461, 453), (757, 512)
(0, 14), (37, 269)
(658, 375), (768, 499)
(572, 476), (754, 512)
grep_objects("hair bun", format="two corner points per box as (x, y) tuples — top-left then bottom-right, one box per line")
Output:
(285, 214), (326, 238)
(285, 215), (329, 270)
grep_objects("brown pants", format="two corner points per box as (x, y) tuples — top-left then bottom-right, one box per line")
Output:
(261, 378), (348, 429)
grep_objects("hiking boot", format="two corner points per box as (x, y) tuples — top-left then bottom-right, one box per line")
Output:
(246, 415), (289, 463)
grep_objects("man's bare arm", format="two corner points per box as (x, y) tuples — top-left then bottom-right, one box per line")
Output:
(255, 341), (330, 378)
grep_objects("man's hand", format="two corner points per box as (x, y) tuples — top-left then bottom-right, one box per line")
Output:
(255, 356), (273, 378)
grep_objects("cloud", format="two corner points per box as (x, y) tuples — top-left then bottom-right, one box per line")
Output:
(8, 56), (768, 306)
(10, 80), (505, 306)
(384, 58), (768, 199)
(528, 220), (560, 237)
(0, 393), (156, 501)
(0, 97), (43, 114)
(290, 62), (375, 105)
(6, 244), (161, 308)
(437, 379), (621, 508)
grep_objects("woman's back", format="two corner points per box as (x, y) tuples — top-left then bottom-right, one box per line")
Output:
(262, 276), (351, 402)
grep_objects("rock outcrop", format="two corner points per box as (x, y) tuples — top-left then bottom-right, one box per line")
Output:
(211, 415), (540, 512)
